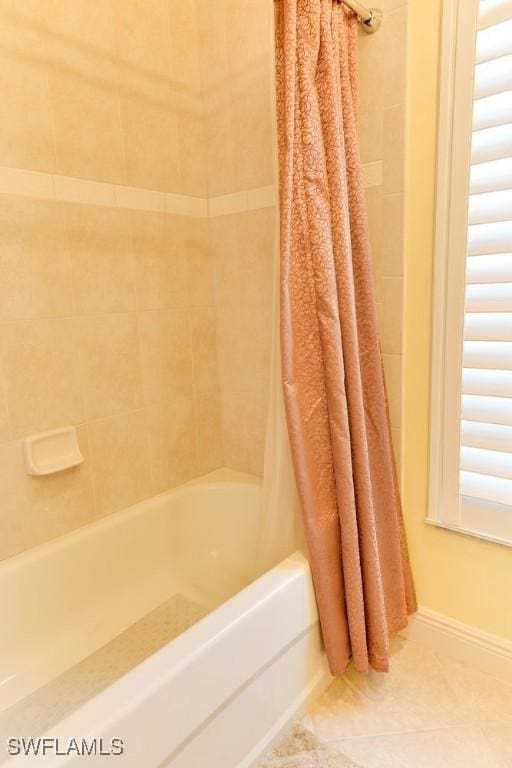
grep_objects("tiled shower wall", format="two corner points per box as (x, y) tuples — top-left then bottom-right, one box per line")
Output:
(0, 0), (406, 560)
(148, 0), (278, 480)
(0, 0), (222, 560)
(197, 0), (275, 476)
(358, 0), (408, 470)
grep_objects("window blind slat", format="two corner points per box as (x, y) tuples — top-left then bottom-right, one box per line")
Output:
(471, 123), (512, 164)
(473, 90), (512, 131)
(460, 470), (512, 506)
(478, 0), (512, 30)
(461, 445), (512, 478)
(463, 340), (512, 368)
(461, 419), (512, 452)
(467, 220), (512, 254)
(464, 312), (512, 340)
(465, 282), (512, 311)
(470, 157), (512, 194)
(468, 189), (512, 223)
(474, 55), (512, 99)
(476, 19), (512, 63)
(463, 367), (512, 396)
(462, 393), (512, 425)
(466, 254), (512, 282)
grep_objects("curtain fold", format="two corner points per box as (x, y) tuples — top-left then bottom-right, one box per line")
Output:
(275, 0), (416, 675)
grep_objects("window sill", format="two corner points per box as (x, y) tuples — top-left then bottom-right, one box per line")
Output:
(425, 517), (512, 549)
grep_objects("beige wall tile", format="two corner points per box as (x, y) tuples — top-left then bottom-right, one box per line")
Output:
(146, 398), (198, 493)
(383, 104), (405, 194)
(111, 0), (180, 192)
(216, 305), (244, 393)
(240, 304), (272, 391)
(383, 0), (407, 9)
(185, 238), (215, 307)
(210, 215), (241, 307)
(0, 318), (83, 438)
(382, 353), (402, 430)
(204, 105), (237, 197)
(47, 1), (125, 183)
(382, 6), (407, 108)
(382, 193), (404, 277)
(195, 390), (223, 474)
(247, 185), (276, 210)
(54, 176), (116, 206)
(176, 104), (207, 198)
(357, 24), (386, 163)
(232, 73), (275, 192)
(380, 277), (403, 355)
(131, 212), (188, 310)
(227, 0), (271, 71)
(169, 0), (201, 91)
(0, 166), (55, 200)
(111, 0), (172, 76)
(195, 0), (228, 93)
(186, 222), (214, 307)
(88, 410), (152, 516)
(245, 384), (268, 477)
(0, 2), (55, 172)
(138, 309), (193, 404)
(0, 197), (73, 320)
(115, 184), (166, 213)
(48, 72), (125, 184)
(196, 0), (236, 197)
(364, 187), (383, 301)
(169, 1), (206, 197)
(77, 313), (143, 421)
(228, 0), (274, 191)
(220, 388), (248, 472)
(117, 94), (180, 192)
(0, 427), (95, 561)
(190, 307), (219, 392)
(0, 376), (11, 444)
(358, 101), (384, 166)
(66, 204), (136, 315)
(238, 208), (275, 307)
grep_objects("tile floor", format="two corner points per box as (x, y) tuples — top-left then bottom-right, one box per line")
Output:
(264, 636), (512, 767)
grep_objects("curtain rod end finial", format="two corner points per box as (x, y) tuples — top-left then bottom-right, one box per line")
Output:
(360, 8), (383, 33)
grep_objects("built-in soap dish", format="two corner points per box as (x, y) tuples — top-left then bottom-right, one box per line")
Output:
(23, 426), (84, 476)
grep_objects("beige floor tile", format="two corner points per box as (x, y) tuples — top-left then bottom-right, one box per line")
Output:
(332, 726), (504, 768)
(436, 654), (512, 724)
(482, 722), (512, 767)
(309, 638), (468, 741)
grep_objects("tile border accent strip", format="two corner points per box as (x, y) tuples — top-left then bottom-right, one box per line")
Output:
(401, 606), (512, 685)
(0, 162), (382, 217)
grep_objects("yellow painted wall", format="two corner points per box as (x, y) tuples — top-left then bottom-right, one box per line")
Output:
(402, 0), (512, 641)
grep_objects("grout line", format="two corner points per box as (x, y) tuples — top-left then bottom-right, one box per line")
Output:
(318, 723), (492, 744)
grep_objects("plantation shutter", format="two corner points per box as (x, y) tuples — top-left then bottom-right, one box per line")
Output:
(460, 0), (512, 532)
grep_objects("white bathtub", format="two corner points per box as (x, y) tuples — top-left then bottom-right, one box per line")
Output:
(0, 469), (328, 766)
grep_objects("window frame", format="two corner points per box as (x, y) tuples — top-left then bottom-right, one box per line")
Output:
(428, 0), (512, 546)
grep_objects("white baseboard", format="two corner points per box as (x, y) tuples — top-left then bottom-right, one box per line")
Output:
(401, 606), (512, 684)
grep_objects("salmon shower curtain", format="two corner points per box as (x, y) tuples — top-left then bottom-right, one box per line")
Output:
(275, 0), (416, 675)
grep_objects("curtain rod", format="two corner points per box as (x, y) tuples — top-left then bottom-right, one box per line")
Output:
(342, 0), (383, 33)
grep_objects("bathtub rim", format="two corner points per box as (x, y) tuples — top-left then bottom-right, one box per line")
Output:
(2, 550), (323, 768)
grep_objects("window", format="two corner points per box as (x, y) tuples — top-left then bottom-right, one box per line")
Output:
(429, 0), (512, 544)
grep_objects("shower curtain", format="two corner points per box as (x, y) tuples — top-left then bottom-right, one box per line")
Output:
(274, 0), (416, 675)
